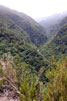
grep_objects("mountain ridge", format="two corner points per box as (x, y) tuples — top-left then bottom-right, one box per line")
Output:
(0, 5), (48, 47)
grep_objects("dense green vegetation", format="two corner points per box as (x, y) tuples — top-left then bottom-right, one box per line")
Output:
(0, 6), (67, 101)
(40, 24), (67, 61)
(44, 57), (67, 101)
(0, 6), (48, 74)
(0, 24), (46, 72)
(0, 54), (67, 101)
(0, 6), (47, 47)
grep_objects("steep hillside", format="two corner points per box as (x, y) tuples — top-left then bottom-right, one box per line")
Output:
(39, 13), (67, 37)
(0, 6), (47, 46)
(48, 16), (67, 37)
(0, 6), (48, 72)
(59, 16), (67, 26)
(47, 16), (67, 38)
(40, 24), (67, 60)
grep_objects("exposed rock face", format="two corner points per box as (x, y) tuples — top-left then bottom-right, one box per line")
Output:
(0, 56), (20, 101)
(0, 90), (20, 101)
(0, 97), (19, 101)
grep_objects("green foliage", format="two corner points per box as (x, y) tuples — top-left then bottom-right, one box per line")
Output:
(0, 79), (3, 86)
(0, 6), (67, 101)
(0, 54), (67, 101)
(19, 79), (36, 101)
(0, 54), (45, 100)
(40, 24), (67, 61)
(0, 23), (45, 72)
(0, 7), (47, 72)
(19, 74), (45, 101)
(43, 57), (67, 101)
(0, 6), (47, 47)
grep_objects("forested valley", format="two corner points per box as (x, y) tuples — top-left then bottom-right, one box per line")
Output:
(0, 6), (67, 101)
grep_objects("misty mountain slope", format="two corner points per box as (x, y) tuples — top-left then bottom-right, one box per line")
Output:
(47, 16), (67, 38)
(0, 6), (48, 47)
(40, 24), (67, 60)
(39, 13), (67, 37)
(59, 16), (67, 26)
(48, 16), (67, 37)
(39, 13), (66, 27)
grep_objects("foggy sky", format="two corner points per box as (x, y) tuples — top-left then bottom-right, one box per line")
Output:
(0, 0), (67, 19)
